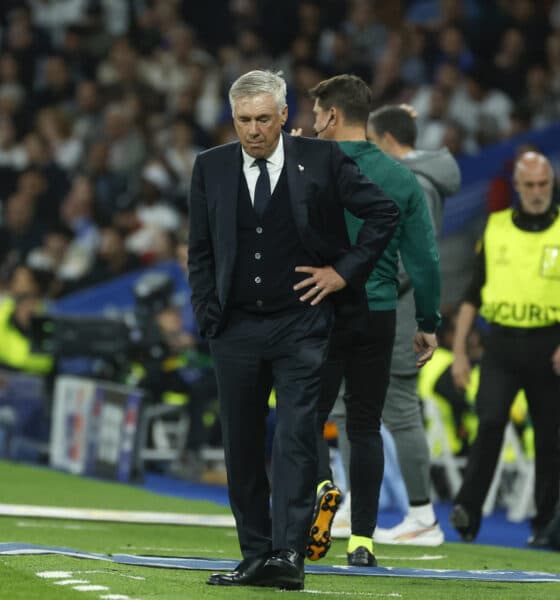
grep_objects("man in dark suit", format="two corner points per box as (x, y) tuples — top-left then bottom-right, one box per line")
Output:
(188, 70), (399, 590)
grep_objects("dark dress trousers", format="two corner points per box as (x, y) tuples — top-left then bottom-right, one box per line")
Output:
(188, 132), (399, 558)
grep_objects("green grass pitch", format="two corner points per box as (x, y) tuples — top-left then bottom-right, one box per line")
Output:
(0, 460), (559, 599)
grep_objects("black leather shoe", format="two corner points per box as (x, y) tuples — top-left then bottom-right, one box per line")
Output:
(347, 546), (377, 567)
(206, 554), (269, 586)
(259, 549), (305, 590)
(450, 504), (481, 542)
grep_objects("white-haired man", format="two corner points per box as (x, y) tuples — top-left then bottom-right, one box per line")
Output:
(188, 70), (399, 590)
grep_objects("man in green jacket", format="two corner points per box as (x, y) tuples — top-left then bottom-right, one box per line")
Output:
(303, 75), (440, 567)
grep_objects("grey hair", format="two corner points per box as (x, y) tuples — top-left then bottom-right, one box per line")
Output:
(229, 70), (287, 115)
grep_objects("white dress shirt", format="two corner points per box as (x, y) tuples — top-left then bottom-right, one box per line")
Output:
(241, 135), (285, 206)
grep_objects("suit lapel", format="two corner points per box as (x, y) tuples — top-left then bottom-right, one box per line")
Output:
(217, 144), (241, 298)
(283, 133), (319, 260)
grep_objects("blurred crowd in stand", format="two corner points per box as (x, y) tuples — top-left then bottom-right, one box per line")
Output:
(0, 0), (560, 299)
(0, 0), (559, 482)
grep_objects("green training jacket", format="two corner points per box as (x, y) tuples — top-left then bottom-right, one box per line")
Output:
(339, 141), (441, 333)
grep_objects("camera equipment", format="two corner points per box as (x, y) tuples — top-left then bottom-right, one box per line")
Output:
(30, 272), (176, 377)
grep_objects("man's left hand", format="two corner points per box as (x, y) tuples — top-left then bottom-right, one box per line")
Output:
(294, 266), (347, 305)
(413, 330), (438, 368)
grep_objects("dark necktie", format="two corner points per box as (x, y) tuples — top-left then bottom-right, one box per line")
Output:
(253, 158), (271, 219)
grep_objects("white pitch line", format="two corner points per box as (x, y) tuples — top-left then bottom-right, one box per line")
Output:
(0, 503), (235, 527)
(120, 545), (224, 554)
(73, 584), (109, 591)
(37, 569), (145, 581)
(17, 520), (108, 531)
(300, 591), (402, 597)
(73, 570), (145, 581)
(36, 572), (142, 599)
(377, 555), (446, 561)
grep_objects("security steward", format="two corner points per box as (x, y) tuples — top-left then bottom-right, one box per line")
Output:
(0, 265), (53, 375)
(449, 151), (560, 545)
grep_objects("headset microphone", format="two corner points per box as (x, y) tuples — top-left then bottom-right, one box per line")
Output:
(315, 115), (334, 136)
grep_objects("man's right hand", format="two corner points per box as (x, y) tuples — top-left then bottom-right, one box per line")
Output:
(413, 330), (437, 368)
(452, 354), (471, 390)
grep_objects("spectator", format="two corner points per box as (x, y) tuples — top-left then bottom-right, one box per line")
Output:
(15, 168), (49, 221)
(29, 0), (89, 46)
(97, 37), (164, 117)
(0, 115), (27, 171)
(124, 161), (183, 262)
(2, 5), (46, 90)
(433, 25), (474, 74)
(145, 24), (215, 97)
(417, 311), (480, 461)
(371, 49), (413, 108)
(0, 53), (27, 132)
(0, 191), (44, 269)
(503, 0), (549, 65)
(0, 263), (53, 375)
(77, 225), (140, 289)
(546, 30), (560, 93)
(414, 86), (451, 150)
(162, 118), (203, 199)
(493, 28), (529, 100)
(21, 132), (70, 223)
(33, 54), (75, 112)
(101, 102), (147, 178)
(522, 64), (559, 128)
(35, 106), (83, 172)
(151, 303), (218, 482)
(449, 64), (513, 146)
(70, 80), (103, 145)
(82, 140), (128, 223)
(275, 35), (317, 86)
(57, 174), (100, 285)
(135, 161), (182, 232)
(26, 222), (75, 297)
(440, 119), (475, 157)
(342, 0), (388, 67)
(317, 29), (372, 82)
(59, 24), (98, 81)
(399, 25), (429, 87)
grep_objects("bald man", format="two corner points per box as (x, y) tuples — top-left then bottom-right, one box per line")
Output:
(450, 151), (560, 546)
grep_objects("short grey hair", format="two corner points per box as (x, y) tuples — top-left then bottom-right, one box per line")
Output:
(229, 70), (287, 115)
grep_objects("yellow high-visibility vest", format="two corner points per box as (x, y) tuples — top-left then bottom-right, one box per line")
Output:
(0, 297), (52, 374)
(480, 208), (560, 328)
(418, 347), (466, 455)
(418, 347), (533, 457)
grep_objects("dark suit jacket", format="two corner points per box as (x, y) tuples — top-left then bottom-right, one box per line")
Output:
(188, 132), (399, 338)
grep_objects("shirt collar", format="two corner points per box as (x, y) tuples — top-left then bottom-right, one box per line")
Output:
(241, 133), (284, 169)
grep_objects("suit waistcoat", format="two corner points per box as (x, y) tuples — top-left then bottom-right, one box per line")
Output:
(229, 165), (317, 314)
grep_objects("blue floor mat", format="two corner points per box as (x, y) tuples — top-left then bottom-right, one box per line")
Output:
(1, 543), (559, 582)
